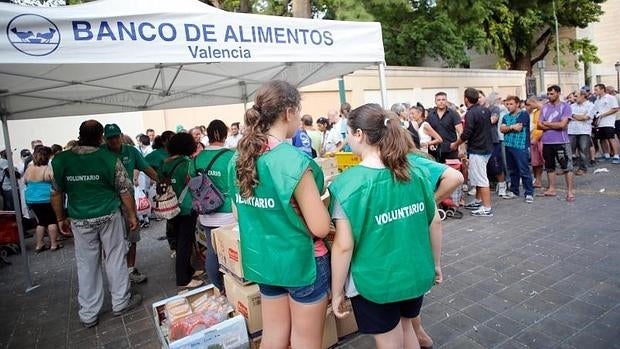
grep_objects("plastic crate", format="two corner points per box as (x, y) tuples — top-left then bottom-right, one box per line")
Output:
(334, 152), (361, 172)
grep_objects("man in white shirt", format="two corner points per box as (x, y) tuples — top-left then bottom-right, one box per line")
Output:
(322, 110), (344, 156)
(569, 90), (595, 175)
(593, 84), (620, 164)
(224, 122), (242, 149)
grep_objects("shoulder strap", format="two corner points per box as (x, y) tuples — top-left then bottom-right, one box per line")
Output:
(166, 158), (186, 178)
(204, 149), (231, 173)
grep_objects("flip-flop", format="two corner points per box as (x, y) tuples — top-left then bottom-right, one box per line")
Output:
(50, 243), (64, 251)
(35, 245), (48, 254)
(535, 192), (557, 197)
(566, 196), (576, 202)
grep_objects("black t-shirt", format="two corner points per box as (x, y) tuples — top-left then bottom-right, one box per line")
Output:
(461, 104), (493, 155)
(426, 108), (462, 152)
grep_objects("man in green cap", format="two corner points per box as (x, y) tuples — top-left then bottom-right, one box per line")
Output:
(51, 120), (142, 328)
(102, 123), (158, 284)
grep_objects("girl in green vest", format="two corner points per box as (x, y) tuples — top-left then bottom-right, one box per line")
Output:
(160, 133), (204, 290)
(329, 104), (443, 349)
(232, 80), (332, 349)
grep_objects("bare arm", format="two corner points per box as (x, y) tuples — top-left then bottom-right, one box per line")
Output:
(294, 170), (331, 238)
(144, 167), (158, 182)
(543, 118), (569, 130)
(120, 192), (138, 231)
(424, 124), (443, 147)
(331, 218), (354, 318)
(434, 167), (464, 202)
(51, 190), (71, 234)
(430, 207), (443, 284)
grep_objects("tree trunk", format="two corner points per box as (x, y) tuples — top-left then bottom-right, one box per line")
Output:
(239, 0), (250, 13)
(514, 54), (533, 76)
(292, 0), (311, 18)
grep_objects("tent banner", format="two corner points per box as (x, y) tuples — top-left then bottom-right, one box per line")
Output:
(0, 0), (384, 64)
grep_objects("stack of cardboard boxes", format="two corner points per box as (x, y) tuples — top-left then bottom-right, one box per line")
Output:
(212, 223), (358, 349)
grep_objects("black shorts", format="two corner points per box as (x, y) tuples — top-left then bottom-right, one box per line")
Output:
(598, 126), (616, 140)
(615, 120), (620, 139)
(351, 294), (424, 334)
(29, 203), (56, 227)
(542, 143), (573, 172)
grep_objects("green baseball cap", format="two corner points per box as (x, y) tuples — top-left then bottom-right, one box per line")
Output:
(104, 123), (122, 138)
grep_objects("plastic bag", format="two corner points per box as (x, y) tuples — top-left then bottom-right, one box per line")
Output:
(135, 188), (151, 216)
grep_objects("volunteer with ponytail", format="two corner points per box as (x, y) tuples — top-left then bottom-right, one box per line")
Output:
(329, 104), (443, 349)
(231, 80), (332, 349)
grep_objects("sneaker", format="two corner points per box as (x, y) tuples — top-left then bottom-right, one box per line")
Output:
(574, 169), (586, 176)
(81, 318), (98, 329)
(612, 158), (620, 165)
(468, 187), (477, 196)
(525, 195), (534, 204)
(498, 187), (507, 197)
(502, 191), (517, 199)
(129, 269), (148, 284)
(170, 250), (176, 259)
(113, 294), (143, 317)
(471, 207), (493, 217)
(464, 201), (482, 210)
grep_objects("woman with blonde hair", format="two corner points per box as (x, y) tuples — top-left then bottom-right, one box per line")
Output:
(231, 80), (331, 349)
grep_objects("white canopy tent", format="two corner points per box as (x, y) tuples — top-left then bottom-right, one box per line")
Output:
(0, 0), (386, 292)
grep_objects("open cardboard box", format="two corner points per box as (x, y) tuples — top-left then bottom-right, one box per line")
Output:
(152, 284), (250, 349)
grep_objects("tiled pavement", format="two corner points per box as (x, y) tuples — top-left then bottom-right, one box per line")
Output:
(1, 163), (619, 349)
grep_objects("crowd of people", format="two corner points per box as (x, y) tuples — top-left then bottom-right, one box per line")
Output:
(1, 78), (618, 348)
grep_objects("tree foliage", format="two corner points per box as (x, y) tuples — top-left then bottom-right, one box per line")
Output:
(441, 0), (606, 74)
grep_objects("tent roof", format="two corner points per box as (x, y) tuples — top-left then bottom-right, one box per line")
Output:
(0, 0), (384, 120)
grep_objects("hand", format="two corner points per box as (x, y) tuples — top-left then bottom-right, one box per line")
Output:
(449, 142), (458, 151)
(513, 123), (523, 132)
(331, 292), (351, 319)
(127, 215), (139, 231)
(58, 218), (72, 235)
(434, 266), (443, 285)
(490, 115), (498, 124)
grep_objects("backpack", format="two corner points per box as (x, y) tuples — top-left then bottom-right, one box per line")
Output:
(153, 159), (185, 220)
(188, 149), (230, 215)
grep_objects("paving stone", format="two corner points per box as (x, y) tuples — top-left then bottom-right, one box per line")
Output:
(441, 313), (479, 333)
(529, 317), (575, 339)
(549, 300), (606, 329)
(465, 324), (509, 348)
(461, 303), (498, 323)
(514, 328), (557, 348)
(485, 314), (527, 337)
(440, 335), (486, 349)
(564, 332), (616, 349)
(426, 322), (461, 347)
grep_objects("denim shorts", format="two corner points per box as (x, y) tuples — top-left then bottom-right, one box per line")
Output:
(258, 254), (330, 304)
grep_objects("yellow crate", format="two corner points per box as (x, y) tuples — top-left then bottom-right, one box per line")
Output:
(334, 152), (361, 172)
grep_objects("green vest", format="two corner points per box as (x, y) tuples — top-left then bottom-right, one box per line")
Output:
(102, 144), (150, 182)
(145, 148), (168, 172)
(329, 161), (436, 304)
(194, 148), (234, 213)
(52, 148), (121, 219)
(160, 156), (195, 216)
(230, 143), (324, 287)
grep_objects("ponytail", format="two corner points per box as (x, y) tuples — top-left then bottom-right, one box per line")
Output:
(379, 116), (413, 182)
(348, 104), (414, 182)
(236, 107), (268, 198)
(235, 80), (301, 198)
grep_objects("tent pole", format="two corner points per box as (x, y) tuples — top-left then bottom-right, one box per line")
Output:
(0, 111), (39, 293)
(378, 62), (388, 108)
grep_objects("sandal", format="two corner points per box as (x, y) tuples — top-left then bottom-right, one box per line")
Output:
(178, 279), (204, 291)
(192, 270), (205, 279)
(566, 195), (576, 202)
(535, 191), (557, 197)
(50, 243), (64, 251)
(35, 245), (48, 254)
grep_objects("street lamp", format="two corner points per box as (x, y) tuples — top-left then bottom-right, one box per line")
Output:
(615, 61), (620, 92)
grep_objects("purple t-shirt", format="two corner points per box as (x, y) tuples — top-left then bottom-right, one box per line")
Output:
(540, 101), (571, 144)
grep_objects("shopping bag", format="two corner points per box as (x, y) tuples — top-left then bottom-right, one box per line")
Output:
(135, 188), (151, 216)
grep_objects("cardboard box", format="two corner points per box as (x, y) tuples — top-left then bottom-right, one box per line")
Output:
(315, 157), (339, 182)
(335, 300), (358, 339)
(152, 284), (250, 349)
(322, 306), (338, 349)
(213, 224), (245, 281)
(224, 273), (263, 336)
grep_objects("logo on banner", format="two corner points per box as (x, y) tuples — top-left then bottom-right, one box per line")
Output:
(6, 14), (60, 56)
